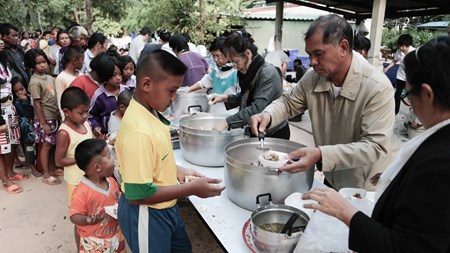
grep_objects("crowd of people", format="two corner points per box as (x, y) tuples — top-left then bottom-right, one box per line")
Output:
(1, 13), (450, 253)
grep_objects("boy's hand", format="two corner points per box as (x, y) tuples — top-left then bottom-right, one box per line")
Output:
(93, 127), (106, 140)
(86, 212), (101, 225)
(176, 166), (204, 183)
(190, 177), (225, 198)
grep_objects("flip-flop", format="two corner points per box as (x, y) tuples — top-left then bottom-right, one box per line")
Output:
(42, 176), (61, 186)
(9, 173), (30, 181)
(3, 184), (23, 194)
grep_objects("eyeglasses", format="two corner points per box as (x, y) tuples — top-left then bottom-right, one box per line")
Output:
(211, 53), (223, 60)
(400, 88), (417, 104)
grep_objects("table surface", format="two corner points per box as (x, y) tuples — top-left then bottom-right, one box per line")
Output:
(174, 149), (325, 253)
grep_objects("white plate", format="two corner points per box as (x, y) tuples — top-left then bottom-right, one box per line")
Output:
(338, 188), (367, 200)
(104, 203), (118, 219)
(258, 151), (289, 168)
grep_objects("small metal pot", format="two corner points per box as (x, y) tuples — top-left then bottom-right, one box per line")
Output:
(251, 193), (309, 253)
(171, 88), (210, 115)
(179, 113), (245, 166)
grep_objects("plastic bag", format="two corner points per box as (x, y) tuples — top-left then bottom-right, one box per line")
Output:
(294, 211), (352, 253)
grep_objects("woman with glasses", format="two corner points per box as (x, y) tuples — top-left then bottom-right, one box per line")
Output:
(209, 32), (290, 139)
(302, 36), (450, 253)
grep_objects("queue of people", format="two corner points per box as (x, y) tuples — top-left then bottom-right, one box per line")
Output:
(2, 14), (450, 253)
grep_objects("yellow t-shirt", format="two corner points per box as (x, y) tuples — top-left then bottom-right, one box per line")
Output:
(116, 99), (177, 209)
(59, 121), (94, 185)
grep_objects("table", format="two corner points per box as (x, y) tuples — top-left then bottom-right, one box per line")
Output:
(174, 150), (325, 253)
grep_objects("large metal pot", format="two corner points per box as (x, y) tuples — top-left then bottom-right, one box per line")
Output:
(251, 193), (309, 253)
(179, 113), (245, 167)
(224, 138), (314, 210)
(171, 88), (210, 115)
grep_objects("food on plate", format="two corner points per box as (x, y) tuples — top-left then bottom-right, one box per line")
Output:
(353, 193), (362, 199)
(185, 175), (201, 183)
(263, 152), (280, 161)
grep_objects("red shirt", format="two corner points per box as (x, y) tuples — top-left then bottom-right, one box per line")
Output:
(70, 74), (100, 99)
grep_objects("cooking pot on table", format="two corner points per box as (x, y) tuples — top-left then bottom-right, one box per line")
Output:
(250, 193), (309, 253)
(224, 138), (314, 211)
(171, 88), (210, 115)
(179, 113), (245, 167)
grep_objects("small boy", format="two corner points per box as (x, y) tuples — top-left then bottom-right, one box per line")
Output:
(107, 89), (133, 139)
(383, 34), (415, 114)
(55, 46), (85, 119)
(71, 138), (124, 253)
(115, 49), (225, 252)
(55, 87), (94, 205)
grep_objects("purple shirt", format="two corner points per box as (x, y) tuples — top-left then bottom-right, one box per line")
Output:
(178, 51), (209, 87)
(88, 84), (129, 134)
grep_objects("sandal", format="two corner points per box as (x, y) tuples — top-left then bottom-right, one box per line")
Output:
(50, 168), (64, 177)
(42, 176), (61, 186)
(3, 183), (23, 194)
(9, 173), (30, 181)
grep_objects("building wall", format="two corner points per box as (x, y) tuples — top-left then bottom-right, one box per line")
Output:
(244, 19), (312, 56)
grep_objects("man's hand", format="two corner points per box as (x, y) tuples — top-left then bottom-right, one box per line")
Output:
(250, 112), (271, 136)
(278, 147), (321, 173)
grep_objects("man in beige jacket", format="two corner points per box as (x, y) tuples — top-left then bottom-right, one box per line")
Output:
(250, 14), (394, 191)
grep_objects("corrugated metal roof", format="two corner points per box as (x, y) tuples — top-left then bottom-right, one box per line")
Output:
(417, 21), (450, 29)
(242, 4), (332, 20)
(267, 0), (450, 19)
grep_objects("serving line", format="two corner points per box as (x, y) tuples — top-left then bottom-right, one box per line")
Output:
(174, 149), (326, 253)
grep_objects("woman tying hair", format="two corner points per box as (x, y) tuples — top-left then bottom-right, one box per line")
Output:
(209, 32), (290, 139)
(302, 36), (450, 253)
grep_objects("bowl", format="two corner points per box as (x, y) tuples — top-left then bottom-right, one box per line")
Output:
(258, 151), (289, 168)
(338, 187), (367, 200)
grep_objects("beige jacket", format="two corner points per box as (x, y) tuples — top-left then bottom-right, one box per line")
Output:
(265, 53), (395, 190)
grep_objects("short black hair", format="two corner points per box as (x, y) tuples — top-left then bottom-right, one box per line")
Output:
(209, 37), (225, 53)
(118, 55), (136, 74)
(24, 48), (49, 69)
(305, 14), (354, 50)
(90, 53), (116, 83)
(137, 49), (187, 82)
(63, 45), (85, 64)
(118, 89), (133, 107)
(354, 35), (371, 52)
(140, 27), (151, 36)
(0, 23), (18, 36)
(159, 30), (171, 43)
(169, 34), (189, 53)
(87, 32), (107, 49)
(60, 86), (90, 110)
(397, 34), (413, 47)
(75, 139), (107, 172)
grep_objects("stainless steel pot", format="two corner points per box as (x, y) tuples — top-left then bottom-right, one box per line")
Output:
(171, 88), (210, 115)
(251, 193), (309, 253)
(224, 138), (314, 210)
(179, 113), (245, 167)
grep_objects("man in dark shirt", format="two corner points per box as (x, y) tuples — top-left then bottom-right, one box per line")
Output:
(0, 23), (29, 86)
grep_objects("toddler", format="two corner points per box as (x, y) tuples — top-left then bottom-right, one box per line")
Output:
(11, 77), (42, 178)
(71, 138), (124, 253)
